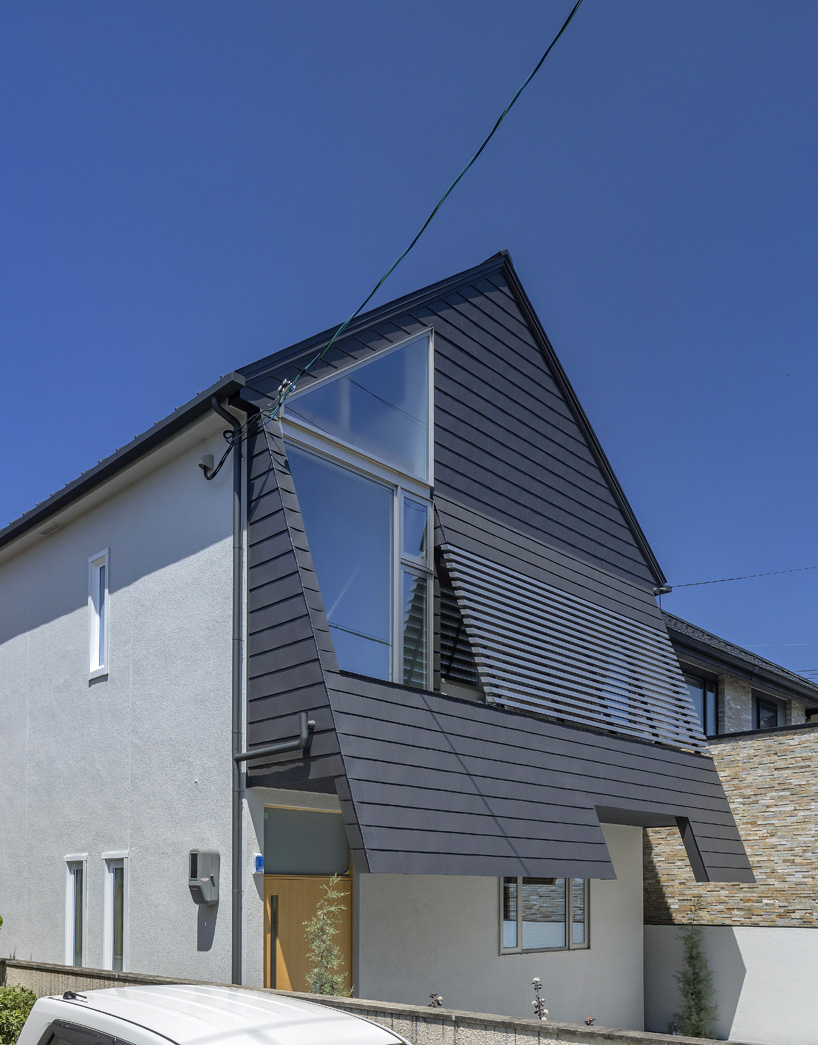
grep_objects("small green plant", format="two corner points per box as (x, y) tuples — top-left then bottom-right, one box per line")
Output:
(302, 874), (351, 996)
(0, 985), (36, 1045)
(674, 906), (717, 1038)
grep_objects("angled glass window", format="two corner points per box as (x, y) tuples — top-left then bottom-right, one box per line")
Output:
(287, 334), (430, 480)
(287, 445), (393, 679)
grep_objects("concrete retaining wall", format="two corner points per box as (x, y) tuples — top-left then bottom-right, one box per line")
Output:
(1, 960), (751, 1045)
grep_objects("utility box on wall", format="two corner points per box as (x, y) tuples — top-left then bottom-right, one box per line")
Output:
(189, 849), (219, 905)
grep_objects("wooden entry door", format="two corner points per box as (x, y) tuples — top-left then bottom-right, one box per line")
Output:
(263, 874), (352, 992)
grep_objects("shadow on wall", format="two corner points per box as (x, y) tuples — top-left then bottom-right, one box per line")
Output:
(197, 905), (218, 952)
(644, 925), (746, 1039)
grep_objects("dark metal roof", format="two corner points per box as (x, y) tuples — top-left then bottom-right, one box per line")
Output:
(662, 610), (818, 709)
(0, 373), (248, 553)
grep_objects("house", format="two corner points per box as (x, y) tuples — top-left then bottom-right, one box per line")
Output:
(0, 253), (752, 1029)
(645, 613), (818, 1045)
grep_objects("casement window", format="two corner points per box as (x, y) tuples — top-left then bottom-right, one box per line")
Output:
(284, 332), (434, 688)
(63, 856), (87, 967)
(102, 853), (127, 971)
(88, 550), (109, 676)
(500, 877), (589, 953)
(684, 673), (718, 736)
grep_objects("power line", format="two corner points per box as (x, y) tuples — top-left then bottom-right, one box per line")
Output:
(667, 563), (818, 591)
(232, 0), (585, 444)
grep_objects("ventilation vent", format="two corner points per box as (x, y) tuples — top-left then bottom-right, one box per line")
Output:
(40, 521), (63, 536)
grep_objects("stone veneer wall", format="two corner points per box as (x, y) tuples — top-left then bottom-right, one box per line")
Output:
(644, 725), (818, 927)
(719, 677), (752, 733)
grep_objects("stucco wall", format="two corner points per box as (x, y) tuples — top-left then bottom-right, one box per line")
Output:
(355, 824), (644, 1030)
(644, 924), (818, 1045)
(644, 727), (818, 927)
(0, 417), (235, 981)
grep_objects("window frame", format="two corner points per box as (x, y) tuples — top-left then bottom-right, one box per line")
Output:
(753, 693), (782, 730)
(63, 854), (87, 967)
(88, 549), (109, 678)
(683, 671), (719, 736)
(284, 330), (435, 487)
(102, 852), (128, 971)
(499, 876), (590, 954)
(282, 332), (435, 689)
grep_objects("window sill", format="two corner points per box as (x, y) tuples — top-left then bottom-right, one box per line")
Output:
(89, 667), (109, 681)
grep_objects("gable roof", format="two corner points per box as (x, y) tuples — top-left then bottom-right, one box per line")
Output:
(240, 252), (667, 587)
(0, 253), (664, 587)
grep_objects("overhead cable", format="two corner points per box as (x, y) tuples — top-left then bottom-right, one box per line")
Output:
(235, 0), (585, 443)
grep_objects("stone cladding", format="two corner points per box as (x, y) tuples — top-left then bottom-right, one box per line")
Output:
(644, 725), (818, 927)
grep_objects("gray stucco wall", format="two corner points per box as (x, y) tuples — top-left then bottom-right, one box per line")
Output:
(0, 417), (235, 981)
(355, 824), (645, 1030)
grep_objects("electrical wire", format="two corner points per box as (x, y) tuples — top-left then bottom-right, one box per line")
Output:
(232, 0), (585, 444)
(671, 564), (818, 589)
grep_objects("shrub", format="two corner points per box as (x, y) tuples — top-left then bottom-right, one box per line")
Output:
(0, 985), (36, 1045)
(302, 874), (351, 996)
(674, 916), (717, 1037)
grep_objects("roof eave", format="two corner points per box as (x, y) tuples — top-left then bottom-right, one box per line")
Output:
(0, 372), (249, 553)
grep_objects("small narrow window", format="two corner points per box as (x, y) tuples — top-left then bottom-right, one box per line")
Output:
(103, 854), (127, 971)
(754, 696), (780, 730)
(64, 856), (86, 967)
(89, 550), (109, 676)
(500, 877), (589, 953)
(684, 673), (719, 736)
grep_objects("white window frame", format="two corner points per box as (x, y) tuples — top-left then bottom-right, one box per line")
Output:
(88, 549), (109, 677)
(499, 877), (590, 954)
(102, 851), (128, 971)
(64, 854), (87, 967)
(283, 331), (435, 689)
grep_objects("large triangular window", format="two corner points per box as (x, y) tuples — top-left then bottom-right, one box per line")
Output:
(286, 333), (430, 481)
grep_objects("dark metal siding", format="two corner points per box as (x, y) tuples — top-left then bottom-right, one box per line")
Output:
(245, 425), (341, 781)
(240, 262), (656, 588)
(325, 673), (753, 882)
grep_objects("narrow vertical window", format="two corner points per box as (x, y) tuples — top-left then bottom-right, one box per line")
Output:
(89, 550), (109, 675)
(103, 854), (127, 971)
(64, 856), (86, 967)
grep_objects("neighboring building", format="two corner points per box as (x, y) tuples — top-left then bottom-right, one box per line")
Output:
(0, 253), (752, 1029)
(645, 614), (818, 1045)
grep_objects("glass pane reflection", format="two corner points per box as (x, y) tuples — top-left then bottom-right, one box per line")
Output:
(402, 570), (427, 688)
(521, 878), (566, 950)
(288, 445), (393, 679)
(288, 336), (429, 480)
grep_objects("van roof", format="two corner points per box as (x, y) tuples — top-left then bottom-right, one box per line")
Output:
(58, 984), (401, 1045)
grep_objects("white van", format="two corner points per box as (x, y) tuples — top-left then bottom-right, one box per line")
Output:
(17, 985), (409, 1045)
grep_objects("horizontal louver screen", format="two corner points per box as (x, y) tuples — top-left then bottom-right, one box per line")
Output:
(442, 544), (707, 754)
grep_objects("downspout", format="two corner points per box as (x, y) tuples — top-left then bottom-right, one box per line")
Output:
(210, 396), (244, 985)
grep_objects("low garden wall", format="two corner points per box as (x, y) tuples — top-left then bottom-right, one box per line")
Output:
(1, 959), (752, 1045)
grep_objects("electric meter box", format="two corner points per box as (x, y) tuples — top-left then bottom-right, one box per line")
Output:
(189, 849), (220, 905)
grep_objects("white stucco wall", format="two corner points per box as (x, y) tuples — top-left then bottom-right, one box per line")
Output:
(355, 823), (644, 1029)
(644, 924), (818, 1045)
(0, 417), (235, 981)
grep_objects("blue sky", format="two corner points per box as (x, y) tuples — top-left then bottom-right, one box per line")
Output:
(3, 1), (818, 676)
